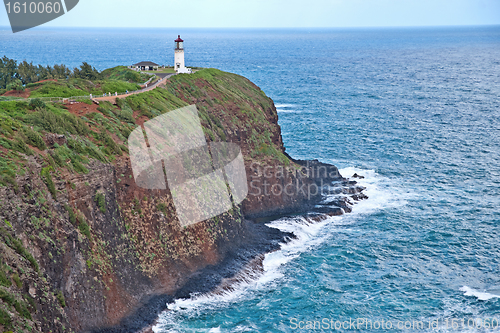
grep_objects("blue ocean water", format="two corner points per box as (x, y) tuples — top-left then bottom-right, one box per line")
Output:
(2, 26), (500, 332)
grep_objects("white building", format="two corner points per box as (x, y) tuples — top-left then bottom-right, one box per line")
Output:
(174, 35), (192, 74)
(130, 61), (159, 71)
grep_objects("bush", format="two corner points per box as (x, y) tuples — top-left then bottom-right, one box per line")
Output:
(0, 269), (12, 287)
(25, 108), (89, 136)
(94, 193), (106, 214)
(157, 203), (167, 215)
(41, 167), (56, 199)
(0, 227), (39, 272)
(11, 136), (33, 155)
(14, 300), (31, 319)
(0, 156), (18, 192)
(56, 291), (66, 308)
(64, 204), (76, 224)
(0, 287), (15, 305)
(28, 98), (46, 110)
(23, 127), (46, 150)
(6, 79), (24, 92)
(78, 214), (91, 239)
(11, 273), (22, 288)
(25, 295), (36, 311)
(0, 307), (11, 327)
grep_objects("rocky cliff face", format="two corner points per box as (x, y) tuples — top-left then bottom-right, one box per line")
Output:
(0, 69), (365, 332)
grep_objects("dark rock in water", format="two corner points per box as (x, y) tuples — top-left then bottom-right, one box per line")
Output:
(352, 173), (365, 179)
(351, 193), (369, 201)
(313, 206), (344, 216)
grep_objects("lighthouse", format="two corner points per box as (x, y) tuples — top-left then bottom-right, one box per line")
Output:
(174, 35), (191, 74)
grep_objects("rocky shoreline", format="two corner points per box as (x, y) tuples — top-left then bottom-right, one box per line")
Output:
(91, 165), (367, 333)
(0, 69), (367, 333)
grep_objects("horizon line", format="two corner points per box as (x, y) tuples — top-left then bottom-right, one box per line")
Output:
(1, 24), (500, 30)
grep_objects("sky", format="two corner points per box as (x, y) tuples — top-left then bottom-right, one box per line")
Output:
(1, 0), (500, 29)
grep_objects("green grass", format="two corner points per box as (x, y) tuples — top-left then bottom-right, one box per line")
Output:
(25, 107), (89, 136)
(101, 66), (153, 83)
(26, 77), (141, 98)
(29, 81), (88, 98)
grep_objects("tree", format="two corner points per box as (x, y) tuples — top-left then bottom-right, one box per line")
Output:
(0, 56), (18, 89)
(74, 62), (101, 81)
(6, 79), (24, 92)
(17, 60), (39, 85)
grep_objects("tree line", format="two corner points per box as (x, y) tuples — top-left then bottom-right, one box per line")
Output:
(0, 56), (102, 90)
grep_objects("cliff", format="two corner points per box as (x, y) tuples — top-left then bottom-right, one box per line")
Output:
(0, 68), (365, 332)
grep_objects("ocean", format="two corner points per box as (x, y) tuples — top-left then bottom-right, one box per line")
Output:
(1, 26), (500, 332)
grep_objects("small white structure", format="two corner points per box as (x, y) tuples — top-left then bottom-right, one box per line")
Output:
(130, 61), (160, 71)
(174, 35), (192, 74)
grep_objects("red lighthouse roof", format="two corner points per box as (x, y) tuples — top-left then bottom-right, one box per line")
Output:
(175, 35), (184, 42)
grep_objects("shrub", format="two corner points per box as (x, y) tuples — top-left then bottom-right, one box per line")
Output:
(157, 203), (167, 215)
(14, 300), (31, 319)
(25, 295), (36, 311)
(78, 214), (91, 239)
(41, 167), (56, 199)
(0, 307), (11, 327)
(0, 287), (15, 305)
(94, 193), (106, 214)
(67, 138), (85, 154)
(0, 156), (18, 192)
(100, 132), (121, 156)
(28, 98), (46, 110)
(0, 227), (39, 272)
(0, 269), (12, 287)
(11, 273), (22, 288)
(11, 136), (33, 155)
(56, 291), (66, 308)
(64, 204), (76, 224)
(23, 127), (46, 150)
(72, 159), (88, 174)
(6, 79), (24, 92)
(25, 108), (89, 136)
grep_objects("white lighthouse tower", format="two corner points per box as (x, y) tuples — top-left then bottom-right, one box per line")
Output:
(174, 35), (191, 74)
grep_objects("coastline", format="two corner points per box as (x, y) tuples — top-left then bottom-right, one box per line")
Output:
(90, 168), (367, 333)
(91, 219), (294, 333)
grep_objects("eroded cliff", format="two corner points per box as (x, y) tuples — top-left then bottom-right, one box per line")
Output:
(0, 69), (364, 332)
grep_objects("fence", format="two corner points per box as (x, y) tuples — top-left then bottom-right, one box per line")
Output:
(0, 74), (171, 104)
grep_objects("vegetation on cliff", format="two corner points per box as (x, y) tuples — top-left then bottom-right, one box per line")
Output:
(0, 62), (295, 332)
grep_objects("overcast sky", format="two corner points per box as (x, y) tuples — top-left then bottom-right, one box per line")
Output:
(1, 0), (500, 28)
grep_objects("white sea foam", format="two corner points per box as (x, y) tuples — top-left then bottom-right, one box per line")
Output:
(460, 286), (500, 301)
(337, 166), (409, 215)
(275, 103), (297, 113)
(274, 103), (295, 108)
(153, 167), (396, 332)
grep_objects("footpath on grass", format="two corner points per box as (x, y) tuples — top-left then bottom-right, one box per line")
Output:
(91, 73), (176, 105)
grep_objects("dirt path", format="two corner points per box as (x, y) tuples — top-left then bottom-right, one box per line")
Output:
(92, 73), (176, 104)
